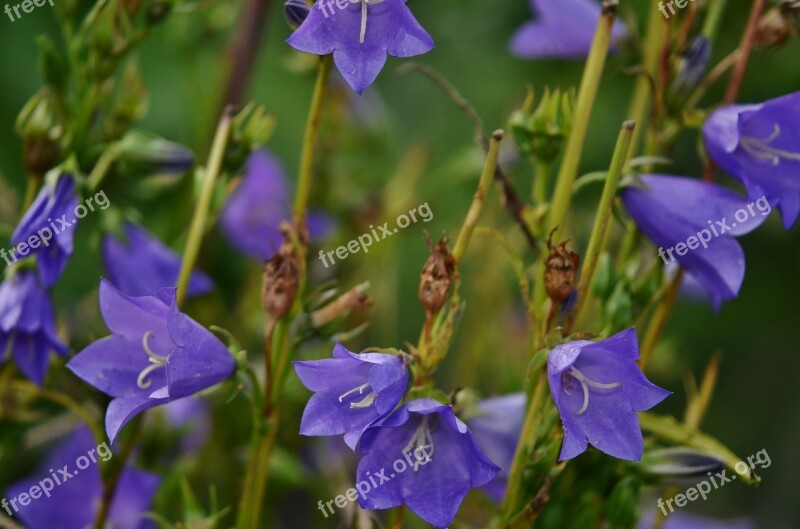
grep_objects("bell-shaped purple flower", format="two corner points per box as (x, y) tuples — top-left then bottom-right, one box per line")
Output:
(357, 398), (500, 528)
(102, 221), (213, 297)
(67, 279), (236, 443)
(510, 0), (628, 60)
(287, 0), (434, 93)
(637, 511), (754, 529)
(293, 342), (408, 449)
(0, 269), (69, 385)
(548, 328), (670, 461)
(219, 150), (332, 261)
(11, 174), (78, 287)
(703, 90), (800, 229)
(3, 427), (160, 529)
(467, 393), (526, 503)
(621, 174), (769, 310)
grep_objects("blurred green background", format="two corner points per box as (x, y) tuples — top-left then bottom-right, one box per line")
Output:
(1, 0), (799, 527)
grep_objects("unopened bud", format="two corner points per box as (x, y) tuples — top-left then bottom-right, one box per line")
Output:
(284, 0), (311, 28)
(23, 135), (60, 177)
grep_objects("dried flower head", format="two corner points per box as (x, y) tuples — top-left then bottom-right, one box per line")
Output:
(418, 234), (455, 316)
(544, 228), (580, 306)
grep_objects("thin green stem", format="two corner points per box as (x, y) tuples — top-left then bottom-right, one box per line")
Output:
(293, 55), (333, 219)
(86, 148), (119, 191)
(11, 380), (104, 445)
(500, 370), (547, 517)
(545, 3), (617, 241)
(533, 2), (618, 322)
(22, 174), (43, 212)
(572, 121), (635, 327)
(452, 131), (503, 263)
(701, 0), (729, 40)
(640, 269), (683, 371)
(176, 108), (233, 306)
(533, 160), (550, 207)
(627, 0), (666, 160)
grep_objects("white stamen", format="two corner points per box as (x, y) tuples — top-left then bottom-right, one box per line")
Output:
(402, 416), (434, 470)
(562, 366), (622, 415)
(360, 0), (367, 44)
(740, 123), (800, 166)
(338, 382), (370, 403)
(137, 332), (168, 389)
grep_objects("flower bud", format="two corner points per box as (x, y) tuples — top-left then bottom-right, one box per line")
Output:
(284, 0), (311, 29)
(262, 222), (305, 319)
(116, 130), (195, 176)
(671, 35), (711, 99)
(510, 87), (574, 164)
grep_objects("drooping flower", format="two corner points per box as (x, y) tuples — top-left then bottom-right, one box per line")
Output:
(703, 90), (800, 229)
(510, 0), (628, 60)
(293, 342), (408, 449)
(547, 328), (670, 461)
(219, 150), (332, 261)
(3, 427), (160, 529)
(620, 174), (769, 310)
(468, 393), (526, 503)
(102, 221), (213, 297)
(287, 0), (434, 93)
(67, 279), (236, 443)
(0, 269), (69, 385)
(357, 398), (500, 528)
(11, 174), (78, 287)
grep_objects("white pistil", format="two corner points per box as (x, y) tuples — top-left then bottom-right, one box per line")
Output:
(402, 416), (434, 470)
(355, 0), (385, 45)
(562, 366), (622, 416)
(136, 332), (168, 390)
(740, 123), (800, 166)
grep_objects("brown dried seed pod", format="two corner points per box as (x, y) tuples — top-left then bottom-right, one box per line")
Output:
(544, 228), (580, 306)
(418, 234), (456, 316)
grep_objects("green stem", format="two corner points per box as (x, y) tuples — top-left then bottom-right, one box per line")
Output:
(500, 370), (547, 517)
(175, 108), (233, 306)
(452, 131), (503, 263)
(86, 148), (119, 192)
(640, 269), (683, 371)
(293, 55), (333, 220)
(534, 2), (618, 320)
(627, 0), (666, 160)
(22, 174), (43, 212)
(701, 0), (729, 40)
(10, 380), (104, 445)
(533, 159), (550, 207)
(572, 121), (635, 327)
(545, 3), (617, 241)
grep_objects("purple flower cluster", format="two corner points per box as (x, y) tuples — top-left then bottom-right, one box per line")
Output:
(294, 344), (500, 527)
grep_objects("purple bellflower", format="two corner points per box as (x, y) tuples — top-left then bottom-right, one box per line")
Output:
(293, 342), (408, 449)
(0, 269), (69, 385)
(510, 0), (628, 60)
(468, 393), (526, 503)
(11, 174), (78, 287)
(621, 174), (769, 310)
(67, 279), (236, 443)
(357, 398), (500, 528)
(3, 427), (160, 529)
(547, 328), (670, 461)
(220, 150), (332, 261)
(103, 221), (213, 297)
(704, 90), (800, 229)
(287, 0), (434, 93)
